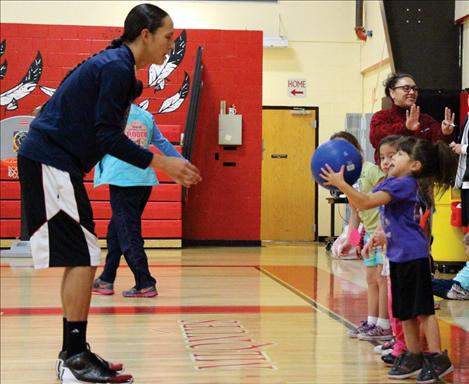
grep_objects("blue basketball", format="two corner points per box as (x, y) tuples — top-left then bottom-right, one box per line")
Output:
(311, 139), (362, 190)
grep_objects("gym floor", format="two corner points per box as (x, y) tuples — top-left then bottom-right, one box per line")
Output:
(1, 242), (468, 383)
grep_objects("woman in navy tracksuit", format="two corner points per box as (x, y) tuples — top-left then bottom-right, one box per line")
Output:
(17, 4), (200, 383)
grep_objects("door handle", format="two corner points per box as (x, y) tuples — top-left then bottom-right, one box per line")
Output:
(271, 154), (288, 158)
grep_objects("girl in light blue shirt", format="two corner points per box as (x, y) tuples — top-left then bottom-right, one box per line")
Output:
(93, 102), (183, 298)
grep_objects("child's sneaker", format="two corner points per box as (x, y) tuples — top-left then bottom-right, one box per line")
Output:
(92, 278), (114, 295)
(416, 351), (453, 384)
(381, 352), (398, 367)
(122, 285), (158, 298)
(447, 283), (469, 300)
(61, 350), (133, 383)
(347, 320), (375, 338)
(388, 351), (423, 379)
(373, 339), (395, 354)
(358, 325), (393, 341)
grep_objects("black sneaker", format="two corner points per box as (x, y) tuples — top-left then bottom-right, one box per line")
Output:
(416, 351), (454, 384)
(56, 346), (124, 379)
(56, 350), (67, 379)
(61, 350), (133, 383)
(381, 352), (397, 367)
(388, 351), (423, 379)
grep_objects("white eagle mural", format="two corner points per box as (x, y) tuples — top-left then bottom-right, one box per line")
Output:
(1, 30), (190, 115)
(0, 39), (43, 111)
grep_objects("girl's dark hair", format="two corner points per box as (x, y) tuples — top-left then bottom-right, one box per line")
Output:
(377, 135), (401, 153)
(57, 4), (168, 90)
(383, 73), (416, 97)
(397, 136), (458, 194)
(330, 131), (362, 153)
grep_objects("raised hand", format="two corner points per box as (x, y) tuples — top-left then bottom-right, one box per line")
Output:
(441, 107), (455, 135)
(405, 104), (420, 131)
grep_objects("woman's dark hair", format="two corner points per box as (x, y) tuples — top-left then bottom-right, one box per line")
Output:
(57, 4), (168, 89)
(109, 3), (169, 48)
(397, 136), (458, 195)
(330, 131), (362, 153)
(383, 73), (416, 98)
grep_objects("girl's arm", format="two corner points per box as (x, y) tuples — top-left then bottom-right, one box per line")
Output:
(320, 164), (392, 210)
(151, 122), (183, 158)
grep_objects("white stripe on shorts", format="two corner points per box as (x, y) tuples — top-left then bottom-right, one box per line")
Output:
(30, 164), (100, 268)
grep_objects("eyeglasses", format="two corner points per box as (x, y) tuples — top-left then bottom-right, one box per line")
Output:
(393, 85), (419, 93)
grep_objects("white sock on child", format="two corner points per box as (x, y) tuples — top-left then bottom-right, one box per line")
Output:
(376, 318), (390, 329)
(367, 316), (378, 325)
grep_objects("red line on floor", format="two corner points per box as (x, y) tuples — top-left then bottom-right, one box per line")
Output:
(0, 264), (260, 269)
(0, 305), (314, 316)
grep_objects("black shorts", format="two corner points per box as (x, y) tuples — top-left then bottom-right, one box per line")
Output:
(18, 155), (100, 268)
(389, 258), (435, 321)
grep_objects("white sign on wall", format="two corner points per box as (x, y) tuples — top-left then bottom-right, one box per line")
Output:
(288, 78), (307, 98)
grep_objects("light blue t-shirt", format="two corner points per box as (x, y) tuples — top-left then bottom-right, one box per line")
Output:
(94, 104), (183, 187)
(454, 262), (469, 290)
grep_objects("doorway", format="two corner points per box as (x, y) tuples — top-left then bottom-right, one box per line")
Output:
(261, 107), (318, 241)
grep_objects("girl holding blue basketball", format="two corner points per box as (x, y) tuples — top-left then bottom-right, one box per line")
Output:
(329, 132), (392, 342)
(320, 136), (457, 383)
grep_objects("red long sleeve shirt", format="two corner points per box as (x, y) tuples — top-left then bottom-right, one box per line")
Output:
(369, 104), (454, 161)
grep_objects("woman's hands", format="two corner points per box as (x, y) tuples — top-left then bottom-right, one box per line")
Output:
(441, 107), (455, 135)
(405, 104), (420, 131)
(449, 141), (462, 155)
(151, 155), (202, 188)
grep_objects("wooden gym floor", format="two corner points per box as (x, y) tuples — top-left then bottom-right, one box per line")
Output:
(1, 242), (468, 383)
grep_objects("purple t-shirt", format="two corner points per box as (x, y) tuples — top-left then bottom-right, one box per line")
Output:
(373, 176), (429, 263)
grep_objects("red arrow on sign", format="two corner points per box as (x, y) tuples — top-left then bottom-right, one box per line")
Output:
(290, 89), (304, 96)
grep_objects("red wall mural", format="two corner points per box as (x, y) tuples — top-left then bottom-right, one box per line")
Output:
(0, 23), (262, 242)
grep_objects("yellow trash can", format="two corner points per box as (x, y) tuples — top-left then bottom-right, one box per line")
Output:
(431, 188), (467, 273)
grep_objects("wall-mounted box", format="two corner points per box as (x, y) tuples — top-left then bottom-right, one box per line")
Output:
(219, 114), (242, 145)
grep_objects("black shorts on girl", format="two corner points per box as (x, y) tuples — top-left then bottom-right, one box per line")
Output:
(389, 257), (435, 321)
(18, 155), (100, 268)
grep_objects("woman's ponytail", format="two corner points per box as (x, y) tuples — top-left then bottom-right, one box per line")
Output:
(108, 36), (125, 49)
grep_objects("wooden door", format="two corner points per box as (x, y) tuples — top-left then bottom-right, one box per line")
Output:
(261, 107), (317, 241)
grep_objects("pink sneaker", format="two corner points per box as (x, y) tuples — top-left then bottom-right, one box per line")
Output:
(347, 321), (375, 338)
(92, 278), (114, 295)
(122, 285), (158, 298)
(358, 325), (393, 341)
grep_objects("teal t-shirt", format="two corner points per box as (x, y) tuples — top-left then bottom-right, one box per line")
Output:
(454, 261), (469, 290)
(94, 104), (183, 187)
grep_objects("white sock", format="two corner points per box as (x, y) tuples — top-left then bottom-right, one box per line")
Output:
(367, 316), (378, 325)
(377, 318), (390, 329)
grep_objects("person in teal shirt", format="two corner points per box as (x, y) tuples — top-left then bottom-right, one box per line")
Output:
(432, 233), (469, 300)
(93, 101), (184, 298)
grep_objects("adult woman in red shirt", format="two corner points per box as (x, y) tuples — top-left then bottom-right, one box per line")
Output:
(370, 73), (456, 161)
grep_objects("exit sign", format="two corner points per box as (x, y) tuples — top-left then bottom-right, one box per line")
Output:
(288, 79), (307, 98)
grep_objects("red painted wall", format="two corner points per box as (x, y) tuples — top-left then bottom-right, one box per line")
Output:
(0, 24), (262, 242)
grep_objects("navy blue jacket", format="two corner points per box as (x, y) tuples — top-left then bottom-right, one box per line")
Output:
(19, 45), (153, 178)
